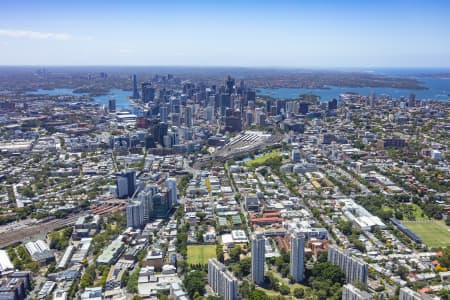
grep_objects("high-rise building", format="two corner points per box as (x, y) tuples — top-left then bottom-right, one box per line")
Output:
(225, 76), (235, 94)
(399, 287), (432, 300)
(276, 99), (286, 115)
(108, 99), (116, 113)
(137, 185), (158, 222)
(116, 171), (136, 199)
(220, 94), (231, 116)
(299, 102), (309, 114)
(328, 98), (338, 110)
(126, 200), (144, 228)
(208, 258), (238, 300)
(142, 82), (155, 103)
(327, 245), (368, 284)
(369, 92), (376, 107)
(165, 178), (177, 205)
(342, 284), (373, 300)
(408, 93), (416, 108)
(290, 232), (305, 283)
(185, 105), (193, 127)
(251, 233), (265, 285)
(132, 74), (139, 99)
(291, 148), (301, 162)
(160, 106), (168, 123)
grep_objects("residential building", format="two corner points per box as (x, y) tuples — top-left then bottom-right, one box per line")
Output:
(251, 233), (265, 285)
(327, 245), (368, 284)
(342, 284), (373, 300)
(290, 232), (305, 283)
(207, 258), (238, 300)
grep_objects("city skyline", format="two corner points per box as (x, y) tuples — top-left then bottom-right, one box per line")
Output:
(1, 0), (450, 67)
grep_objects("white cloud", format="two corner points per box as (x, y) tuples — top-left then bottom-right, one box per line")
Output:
(0, 29), (72, 41)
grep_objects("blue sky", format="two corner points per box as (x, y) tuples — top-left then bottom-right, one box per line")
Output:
(0, 0), (449, 67)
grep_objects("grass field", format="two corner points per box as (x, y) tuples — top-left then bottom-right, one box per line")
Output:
(186, 245), (217, 265)
(245, 150), (280, 168)
(403, 220), (450, 248)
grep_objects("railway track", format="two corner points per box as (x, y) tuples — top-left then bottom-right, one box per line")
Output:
(0, 213), (86, 249)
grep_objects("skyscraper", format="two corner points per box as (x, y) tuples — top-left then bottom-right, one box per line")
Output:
(299, 102), (309, 114)
(108, 99), (116, 113)
(132, 74), (139, 99)
(160, 106), (168, 123)
(327, 245), (368, 284)
(116, 171), (136, 199)
(185, 105), (193, 127)
(408, 93), (416, 108)
(208, 258), (238, 300)
(251, 233), (265, 285)
(137, 185), (158, 222)
(165, 178), (177, 205)
(141, 82), (155, 103)
(290, 232), (305, 283)
(126, 200), (144, 228)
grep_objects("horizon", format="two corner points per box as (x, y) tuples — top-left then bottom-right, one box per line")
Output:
(1, 0), (450, 67)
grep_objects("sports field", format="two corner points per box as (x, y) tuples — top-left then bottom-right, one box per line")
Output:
(186, 245), (217, 265)
(403, 220), (450, 248)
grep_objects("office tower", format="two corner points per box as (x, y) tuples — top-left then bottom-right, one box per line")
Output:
(246, 90), (256, 103)
(327, 245), (368, 284)
(171, 97), (181, 114)
(291, 147), (301, 162)
(342, 284), (373, 300)
(328, 98), (338, 110)
(256, 112), (266, 126)
(408, 93), (416, 107)
(165, 178), (177, 205)
(206, 106), (215, 121)
(369, 92), (376, 107)
(399, 287), (431, 300)
(286, 100), (295, 113)
(126, 200), (144, 228)
(116, 171), (136, 199)
(142, 82), (155, 103)
(276, 99), (286, 115)
(208, 259), (238, 300)
(185, 105), (193, 127)
(265, 99), (272, 114)
(225, 76), (235, 94)
(245, 110), (253, 126)
(220, 94), (231, 116)
(108, 99), (116, 113)
(251, 233), (265, 285)
(132, 74), (139, 99)
(290, 232), (305, 283)
(160, 106), (168, 123)
(299, 102), (309, 114)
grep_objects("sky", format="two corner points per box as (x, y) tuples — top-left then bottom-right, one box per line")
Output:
(0, 0), (449, 67)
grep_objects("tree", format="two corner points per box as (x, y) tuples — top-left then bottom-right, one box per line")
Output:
(279, 284), (290, 295)
(229, 246), (242, 262)
(294, 287), (305, 299)
(183, 270), (206, 298)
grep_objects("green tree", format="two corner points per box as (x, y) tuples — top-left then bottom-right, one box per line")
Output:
(183, 270), (206, 298)
(294, 287), (305, 298)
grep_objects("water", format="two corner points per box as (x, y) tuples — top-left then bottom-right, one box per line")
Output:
(27, 88), (84, 96)
(257, 77), (450, 102)
(25, 88), (137, 112)
(91, 89), (136, 112)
